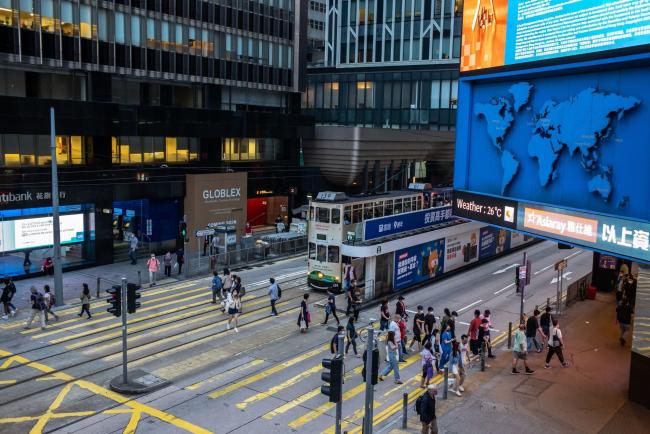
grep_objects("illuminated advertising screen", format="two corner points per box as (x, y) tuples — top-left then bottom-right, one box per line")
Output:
(461, 0), (650, 73)
(0, 214), (85, 252)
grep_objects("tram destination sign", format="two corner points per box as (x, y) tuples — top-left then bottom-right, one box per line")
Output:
(364, 206), (454, 241)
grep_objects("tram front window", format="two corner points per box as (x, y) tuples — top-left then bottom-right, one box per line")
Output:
(317, 207), (330, 223)
(309, 242), (316, 259)
(332, 208), (341, 224)
(317, 245), (327, 262)
(328, 246), (339, 263)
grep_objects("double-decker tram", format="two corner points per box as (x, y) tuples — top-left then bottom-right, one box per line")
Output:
(307, 185), (535, 300)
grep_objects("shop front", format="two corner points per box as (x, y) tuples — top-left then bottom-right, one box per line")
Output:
(247, 189), (289, 233)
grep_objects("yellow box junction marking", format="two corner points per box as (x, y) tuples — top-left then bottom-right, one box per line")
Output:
(185, 359), (265, 391)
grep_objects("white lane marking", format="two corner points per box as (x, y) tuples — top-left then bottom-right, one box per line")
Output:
(564, 250), (583, 260)
(458, 321), (470, 326)
(406, 309), (418, 314)
(493, 263), (519, 275)
(458, 299), (483, 313)
(534, 250), (584, 276)
(550, 271), (573, 284)
(494, 283), (515, 295)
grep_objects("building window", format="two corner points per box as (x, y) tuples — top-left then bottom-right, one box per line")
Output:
(19, 0), (34, 29)
(222, 138), (282, 161)
(0, 134), (85, 166)
(131, 15), (141, 46)
(115, 12), (125, 44)
(41, 0), (55, 32)
(61, 0), (73, 36)
(112, 136), (198, 164)
(80, 5), (92, 39)
(0, 0), (12, 26)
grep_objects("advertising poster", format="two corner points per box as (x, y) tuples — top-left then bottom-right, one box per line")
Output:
(443, 229), (480, 273)
(364, 206), (453, 240)
(1, 214), (85, 252)
(479, 226), (511, 260)
(394, 238), (445, 290)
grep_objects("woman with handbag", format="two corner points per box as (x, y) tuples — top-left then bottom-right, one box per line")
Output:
(420, 340), (436, 388)
(545, 319), (569, 368)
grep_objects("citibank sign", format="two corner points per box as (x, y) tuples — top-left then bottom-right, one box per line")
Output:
(202, 188), (241, 201)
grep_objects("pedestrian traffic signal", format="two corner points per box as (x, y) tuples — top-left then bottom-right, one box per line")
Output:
(126, 283), (141, 314)
(362, 347), (379, 385)
(321, 357), (343, 403)
(106, 286), (121, 317)
(179, 221), (187, 241)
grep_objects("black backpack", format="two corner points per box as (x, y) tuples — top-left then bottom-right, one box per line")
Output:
(415, 395), (424, 415)
(277, 284), (282, 298)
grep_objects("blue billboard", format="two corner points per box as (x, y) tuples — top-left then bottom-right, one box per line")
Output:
(479, 226), (511, 260)
(394, 238), (445, 290)
(364, 206), (453, 241)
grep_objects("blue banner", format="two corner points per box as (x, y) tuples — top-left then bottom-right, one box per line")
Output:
(394, 238), (446, 290)
(479, 226), (511, 260)
(364, 206), (453, 241)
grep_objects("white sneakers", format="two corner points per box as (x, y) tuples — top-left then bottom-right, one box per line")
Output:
(1, 315), (7, 320)
(234, 327), (239, 333)
(226, 323), (230, 330)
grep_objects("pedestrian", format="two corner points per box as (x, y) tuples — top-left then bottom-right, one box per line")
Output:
(449, 341), (466, 395)
(346, 316), (360, 357)
(226, 291), (241, 332)
(268, 277), (280, 316)
(129, 234), (139, 264)
(420, 340), (436, 388)
(512, 322), (534, 374)
(438, 322), (452, 371)
(616, 297), (633, 346)
(441, 308), (451, 334)
(540, 306), (553, 345)
(175, 248), (184, 275)
(78, 283), (92, 319)
(24, 286), (46, 330)
(389, 314), (406, 362)
(379, 331), (402, 384)
(417, 385), (438, 434)
(409, 305), (425, 351)
(379, 299), (390, 331)
(525, 309), (544, 353)
(331, 325), (344, 354)
(460, 334), (471, 369)
(43, 285), (59, 322)
(481, 309), (495, 358)
(396, 295), (406, 319)
(163, 251), (173, 277)
(347, 283), (360, 321)
(478, 318), (491, 368)
(423, 306), (436, 344)
(343, 261), (356, 296)
(468, 309), (482, 356)
(211, 235), (219, 255)
(223, 268), (233, 295)
(147, 253), (160, 286)
(448, 311), (458, 339)
(545, 319), (569, 368)
(322, 291), (340, 325)
(211, 271), (223, 304)
(297, 293), (310, 333)
(42, 257), (54, 275)
(431, 329), (441, 371)
(398, 314), (408, 356)
(615, 269), (625, 302)
(1, 278), (17, 319)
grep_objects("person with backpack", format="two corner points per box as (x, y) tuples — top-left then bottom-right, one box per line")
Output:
(24, 286), (46, 330)
(268, 277), (280, 316)
(78, 283), (92, 319)
(345, 316), (360, 357)
(43, 285), (59, 322)
(616, 297), (633, 346)
(226, 291), (241, 332)
(545, 318), (569, 369)
(416, 385), (438, 433)
(322, 291), (340, 325)
(163, 251), (173, 277)
(146, 253), (160, 286)
(1, 278), (17, 319)
(211, 271), (223, 304)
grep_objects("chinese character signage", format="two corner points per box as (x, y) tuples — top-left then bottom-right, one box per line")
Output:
(444, 229), (480, 273)
(479, 226), (511, 260)
(364, 206), (453, 241)
(393, 238), (446, 290)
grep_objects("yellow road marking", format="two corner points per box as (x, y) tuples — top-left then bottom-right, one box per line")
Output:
(322, 401), (381, 434)
(185, 359), (265, 391)
(236, 364), (323, 409)
(0, 379), (17, 385)
(123, 409), (142, 434)
(287, 353), (420, 429)
(0, 356), (21, 369)
(263, 388), (321, 420)
(209, 344), (328, 399)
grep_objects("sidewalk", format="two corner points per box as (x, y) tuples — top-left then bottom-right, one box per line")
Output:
(391, 292), (650, 434)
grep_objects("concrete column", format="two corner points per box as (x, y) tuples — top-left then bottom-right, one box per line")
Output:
(364, 256), (376, 301)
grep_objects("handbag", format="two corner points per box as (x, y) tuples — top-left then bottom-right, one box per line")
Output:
(306, 311), (311, 323)
(325, 304), (332, 315)
(425, 361), (434, 379)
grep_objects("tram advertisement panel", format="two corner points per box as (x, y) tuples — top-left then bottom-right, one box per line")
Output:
(479, 227), (511, 260)
(394, 238), (445, 290)
(444, 229), (480, 273)
(365, 206), (453, 241)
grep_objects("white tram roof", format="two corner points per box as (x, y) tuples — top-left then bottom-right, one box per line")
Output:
(312, 188), (450, 205)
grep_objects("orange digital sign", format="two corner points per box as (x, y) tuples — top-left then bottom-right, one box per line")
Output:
(523, 207), (598, 243)
(460, 0), (509, 72)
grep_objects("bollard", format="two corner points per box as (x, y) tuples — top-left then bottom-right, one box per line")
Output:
(507, 321), (513, 349)
(402, 392), (408, 429)
(481, 342), (486, 372)
(96, 276), (100, 298)
(546, 297), (550, 309)
(443, 367), (449, 399)
(138, 270), (141, 287)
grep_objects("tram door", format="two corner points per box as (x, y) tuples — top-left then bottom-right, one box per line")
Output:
(375, 253), (394, 297)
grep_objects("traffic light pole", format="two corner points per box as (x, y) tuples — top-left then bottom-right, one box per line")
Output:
(363, 328), (375, 434)
(121, 277), (128, 384)
(519, 251), (528, 323)
(49, 108), (64, 307)
(335, 333), (344, 434)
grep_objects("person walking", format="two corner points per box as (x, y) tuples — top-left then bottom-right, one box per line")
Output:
(396, 296), (407, 319)
(616, 297), (633, 346)
(468, 309), (482, 357)
(379, 331), (402, 384)
(268, 277), (280, 316)
(398, 315), (408, 355)
(211, 271), (224, 304)
(409, 305), (425, 351)
(43, 285), (59, 322)
(175, 248), (184, 275)
(78, 283), (92, 319)
(481, 309), (495, 358)
(525, 309), (544, 353)
(417, 385), (438, 434)
(441, 308), (452, 334)
(545, 319), (569, 368)
(345, 316), (360, 357)
(163, 251), (173, 277)
(147, 253), (160, 286)
(223, 268), (233, 294)
(460, 334), (472, 369)
(423, 307), (436, 344)
(1, 278), (17, 319)
(438, 323), (453, 372)
(540, 306), (553, 346)
(420, 340), (436, 388)
(331, 325), (344, 354)
(347, 283), (361, 321)
(380, 299), (390, 331)
(478, 318), (491, 368)
(297, 293), (310, 333)
(322, 291), (340, 325)
(226, 292), (241, 332)
(448, 311), (458, 339)
(389, 314), (406, 362)
(343, 261), (356, 296)
(449, 341), (466, 395)
(512, 322), (534, 374)
(24, 286), (46, 330)
(129, 234), (139, 264)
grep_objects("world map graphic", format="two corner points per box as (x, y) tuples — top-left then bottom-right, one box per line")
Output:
(474, 83), (641, 202)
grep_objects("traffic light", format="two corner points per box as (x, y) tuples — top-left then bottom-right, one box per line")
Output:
(362, 347), (379, 385)
(321, 357), (343, 403)
(179, 221), (188, 241)
(106, 285), (122, 317)
(127, 283), (141, 314)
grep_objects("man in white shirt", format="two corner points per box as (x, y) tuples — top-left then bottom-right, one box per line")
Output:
(389, 314), (406, 362)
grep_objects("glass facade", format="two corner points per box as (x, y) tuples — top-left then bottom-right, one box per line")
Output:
(222, 137), (284, 161)
(111, 137), (200, 164)
(0, 134), (86, 166)
(304, 70), (458, 130)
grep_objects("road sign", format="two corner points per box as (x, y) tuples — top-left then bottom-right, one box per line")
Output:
(195, 229), (215, 237)
(555, 259), (568, 271)
(518, 266), (527, 280)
